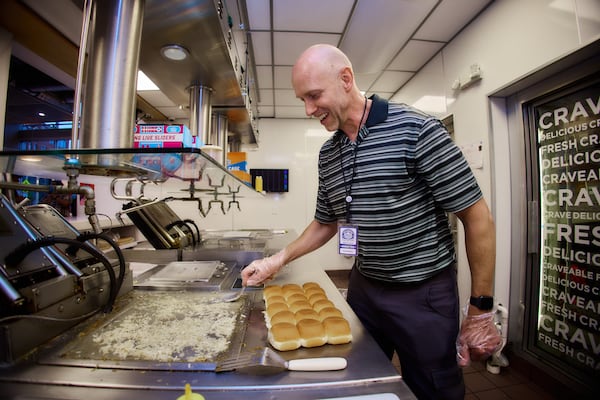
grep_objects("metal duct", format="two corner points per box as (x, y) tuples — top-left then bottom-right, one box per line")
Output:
(80, 0), (144, 149)
(228, 136), (241, 153)
(189, 85), (212, 146)
(211, 113), (228, 165)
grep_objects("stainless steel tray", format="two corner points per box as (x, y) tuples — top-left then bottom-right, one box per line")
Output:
(38, 290), (251, 371)
(133, 260), (235, 291)
(148, 261), (220, 282)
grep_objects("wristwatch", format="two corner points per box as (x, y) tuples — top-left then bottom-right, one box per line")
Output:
(470, 295), (494, 311)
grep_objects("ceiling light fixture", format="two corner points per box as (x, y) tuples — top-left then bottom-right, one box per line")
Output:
(160, 44), (189, 61)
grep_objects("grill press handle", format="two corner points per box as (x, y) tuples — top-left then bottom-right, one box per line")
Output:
(286, 357), (347, 371)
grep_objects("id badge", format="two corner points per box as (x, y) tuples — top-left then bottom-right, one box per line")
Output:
(338, 223), (358, 256)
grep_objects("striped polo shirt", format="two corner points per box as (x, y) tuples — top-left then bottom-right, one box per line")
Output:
(315, 95), (482, 282)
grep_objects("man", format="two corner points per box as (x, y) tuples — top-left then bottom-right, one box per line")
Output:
(242, 44), (501, 399)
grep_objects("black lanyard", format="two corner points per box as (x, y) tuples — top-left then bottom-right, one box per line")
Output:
(339, 141), (359, 221)
(339, 97), (368, 222)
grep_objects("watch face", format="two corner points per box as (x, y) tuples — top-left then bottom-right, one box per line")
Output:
(471, 296), (494, 310)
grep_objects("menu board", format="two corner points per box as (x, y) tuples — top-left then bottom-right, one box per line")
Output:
(534, 80), (600, 381)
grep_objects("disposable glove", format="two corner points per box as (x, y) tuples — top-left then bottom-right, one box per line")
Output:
(242, 250), (286, 287)
(456, 306), (502, 367)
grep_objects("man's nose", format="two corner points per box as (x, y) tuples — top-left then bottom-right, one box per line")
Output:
(304, 101), (316, 117)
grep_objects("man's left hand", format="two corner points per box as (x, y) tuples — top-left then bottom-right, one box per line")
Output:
(456, 308), (502, 367)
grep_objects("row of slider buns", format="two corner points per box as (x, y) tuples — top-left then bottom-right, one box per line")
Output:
(263, 282), (352, 351)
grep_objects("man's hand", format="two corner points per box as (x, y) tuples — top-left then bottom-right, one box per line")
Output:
(241, 250), (286, 286)
(456, 308), (502, 367)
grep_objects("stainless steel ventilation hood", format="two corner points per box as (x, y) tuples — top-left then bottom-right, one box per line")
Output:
(139, 0), (258, 145)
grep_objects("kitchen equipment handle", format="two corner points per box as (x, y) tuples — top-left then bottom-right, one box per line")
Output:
(287, 357), (347, 371)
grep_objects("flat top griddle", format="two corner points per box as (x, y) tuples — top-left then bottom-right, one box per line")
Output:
(41, 290), (250, 371)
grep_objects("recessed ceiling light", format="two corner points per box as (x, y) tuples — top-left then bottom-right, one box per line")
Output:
(161, 44), (189, 61)
(38, 112), (46, 117)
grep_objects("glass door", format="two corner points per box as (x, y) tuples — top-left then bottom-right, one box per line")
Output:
(521, 73), (600, 392)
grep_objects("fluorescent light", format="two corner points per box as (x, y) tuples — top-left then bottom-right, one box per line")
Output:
(137, 70), (159, 91)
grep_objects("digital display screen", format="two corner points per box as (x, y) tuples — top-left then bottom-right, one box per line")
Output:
(250, 168), (289, 192)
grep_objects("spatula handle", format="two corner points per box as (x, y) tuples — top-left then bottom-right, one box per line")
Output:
(287, 357), (347, 371)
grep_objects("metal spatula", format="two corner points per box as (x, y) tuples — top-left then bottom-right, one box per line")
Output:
(215, 347), (347, 374)
(219, 285), (246, 302)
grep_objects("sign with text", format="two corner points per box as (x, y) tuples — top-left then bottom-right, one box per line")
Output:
(534, 80), (600, 381)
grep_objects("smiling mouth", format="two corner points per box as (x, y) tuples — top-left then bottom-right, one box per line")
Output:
(317, 112), (328, 122)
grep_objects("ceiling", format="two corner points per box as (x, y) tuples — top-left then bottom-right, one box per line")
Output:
(248, 0), (493, 119)
(2, 0), (493, 135)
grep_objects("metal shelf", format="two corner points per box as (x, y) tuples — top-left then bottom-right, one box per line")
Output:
(0, 147), (260, 198)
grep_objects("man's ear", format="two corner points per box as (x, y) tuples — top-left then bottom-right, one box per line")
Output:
(340, 66), (354, 91)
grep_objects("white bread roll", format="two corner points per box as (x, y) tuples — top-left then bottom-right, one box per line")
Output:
(304, 287), (326, 299)
(264, 295), (286, 308)
(294, 308), (320, 322)
(286, 293), (308, 305)
(297, 319), (327, 348)
(266, 302), (289, 318)
(263, 285), (283, 300)
(289, 300), (312, 313)
(282, 283), (303, 293)
(323, 317), (352, 345)
(318, 306), (343, 321)
(307, 292), (328, 306)
(269, 322), (301, 351)
(302, 282), (322, 291)
(282, 288), (304, 300)
(312, 299), (335, 313)
(270, 310), (296, 326)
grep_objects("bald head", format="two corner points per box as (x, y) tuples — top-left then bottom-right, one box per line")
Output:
(295, 44), (352, 73)
(292, 44), (353, 87)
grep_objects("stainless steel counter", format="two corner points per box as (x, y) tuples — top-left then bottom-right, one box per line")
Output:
(0, 244), (416, 399)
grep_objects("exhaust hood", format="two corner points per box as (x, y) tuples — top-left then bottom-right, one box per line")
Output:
(139, 0), (259, 145)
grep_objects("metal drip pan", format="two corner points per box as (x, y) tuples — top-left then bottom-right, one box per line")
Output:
(149, 261), (219, 282)
(134, 260), (235, 291)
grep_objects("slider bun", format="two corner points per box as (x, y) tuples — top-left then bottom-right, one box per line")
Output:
(302, 282), (322, 291)
(307, 292), (328, 305)
(289, 300), (312, 313)
(269, 322), (301, 351)
(294, 308), (320, 322)
(304, 287), (326, 298)
(297, 319), (327, 348)
(282, 283), (303, 293)
(266, 302), (289, 318)
(270, 310), (296, 326)
(264, 295), (286, 307)
(286, 293), (308, 304)
(318, 306), (343, 320)
(323, 317), (352, 345)
(312, 299), (335, 312)
(282, 289), (304, 300)
(263, 285), (283, 298)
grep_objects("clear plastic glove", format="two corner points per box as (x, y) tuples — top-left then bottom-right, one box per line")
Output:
(456, 306), (502, 367)
(242, 250), (286, 287)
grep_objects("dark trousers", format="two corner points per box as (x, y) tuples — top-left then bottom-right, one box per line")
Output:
(347, 266), (465, 400)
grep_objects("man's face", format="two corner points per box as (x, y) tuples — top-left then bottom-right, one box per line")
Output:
(292, 65), (346, 132)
